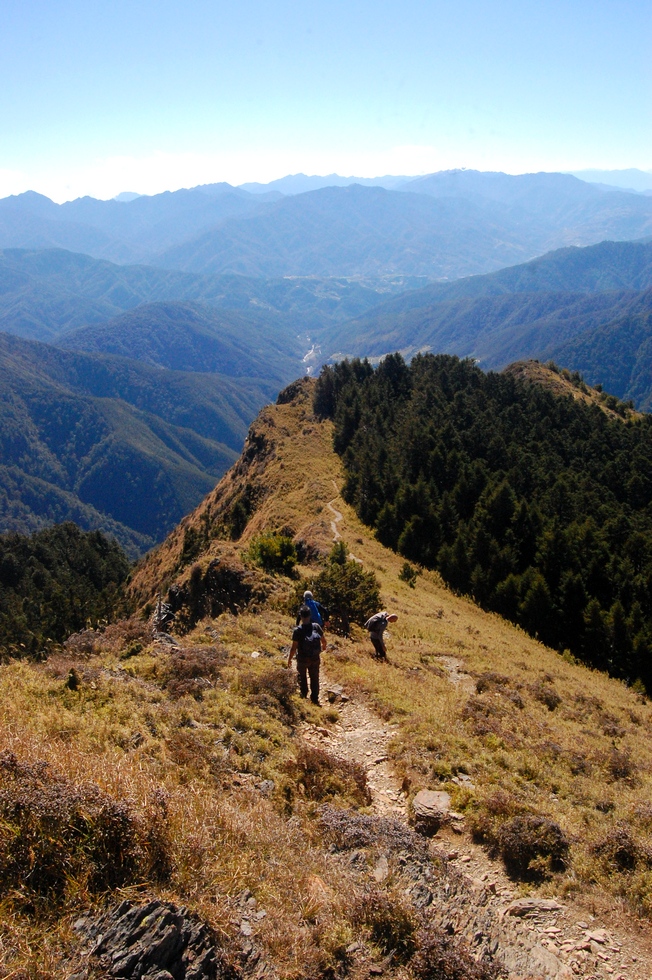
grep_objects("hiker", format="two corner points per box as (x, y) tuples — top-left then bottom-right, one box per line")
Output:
(296, 590), (330, 629)
(364, 610), (398, 660)
(288, 604), (327, 704)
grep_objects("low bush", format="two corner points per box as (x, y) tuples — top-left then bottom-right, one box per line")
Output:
(411, 923), (501, 980)
(0, 751), (170, 907)
(247, 534), (298, 574)
(352, 888), (416, 959)
(286, 744), (370, 805)
(162, 645), (228, 700)
(498, 815), (569, 879)
(593, 825), (648, 872)
(317, 806), (429, 858)
(240, 666), (297, 718)
(399, 561), (419, 587)
(531, 680), (562, 711)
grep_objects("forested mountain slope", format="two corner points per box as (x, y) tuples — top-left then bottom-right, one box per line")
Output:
(57, 301), (300, 382)
(0, 333), (275, 552)
(315, 354), (652, 686)
(0, 247), (420, 342)
(4, 171), (652, 279)
(328, 241), (652, 406)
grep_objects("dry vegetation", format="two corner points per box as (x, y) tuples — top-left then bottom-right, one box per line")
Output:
(3, 377), (652, 976)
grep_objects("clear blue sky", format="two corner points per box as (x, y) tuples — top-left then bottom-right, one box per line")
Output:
(1, 0), (650, 201)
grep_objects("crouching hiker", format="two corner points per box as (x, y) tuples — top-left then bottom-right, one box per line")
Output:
(288, 604), (327, 704)
(364, 611), (398, 660)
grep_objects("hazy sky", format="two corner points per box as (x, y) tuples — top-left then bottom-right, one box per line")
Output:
(2, 0), (650, 201)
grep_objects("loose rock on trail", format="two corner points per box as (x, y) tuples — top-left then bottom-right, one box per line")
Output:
(302, 672), (651, 979)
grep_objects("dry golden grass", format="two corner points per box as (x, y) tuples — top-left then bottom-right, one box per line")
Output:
(3, 376), (652, 976)
(129, 376), (652, 918)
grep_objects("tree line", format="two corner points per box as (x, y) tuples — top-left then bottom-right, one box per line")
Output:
(315, 354), (652, 688)
(0, 523), (130, 656)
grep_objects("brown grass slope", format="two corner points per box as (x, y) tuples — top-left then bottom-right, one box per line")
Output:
(131, 377), (652, 916)
(3, 376), (652, 979)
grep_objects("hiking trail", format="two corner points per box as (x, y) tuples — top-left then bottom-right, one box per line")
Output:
(299, 483), (652, 980)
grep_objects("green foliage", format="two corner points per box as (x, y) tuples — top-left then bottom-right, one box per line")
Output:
(0, 522), (131, 656)
(296, 549), (381, 634)
(318, 353), (652, 686)
(399, 561), (419, 587)
(247, 534), (298, 575)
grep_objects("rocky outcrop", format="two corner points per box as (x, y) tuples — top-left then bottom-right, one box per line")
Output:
(75, 899), (231, 980)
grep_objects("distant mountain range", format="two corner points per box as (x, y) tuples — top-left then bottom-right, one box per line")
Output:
(0, 247), (424, 343)
(567, 169), (652, 194)
(330, 239), (652, 408)
(3, 170), (652, 280)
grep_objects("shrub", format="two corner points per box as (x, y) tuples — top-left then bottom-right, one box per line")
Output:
(162, 645), (228, 700)
(295, 552), (381, 634)
(498, 815), (569, 879)
(411, 924), (500, 980)
(241, 666), (297, 718)
(475, 672), (509, 694)
(594, 825), (647, 872)
(399, 561), (419, 587)
(247, 534), (298, 574)
(607, 747), (636, 782)
(0, 751), (169, 906)
(285, 743), (370, 805)
(531, 680), (562, 711)
(352, 889), (416, 958)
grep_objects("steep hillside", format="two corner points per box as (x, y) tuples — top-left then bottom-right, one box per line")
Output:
(546, 300), (652, 410)
(156, 184), (538, 278)
(316, 354), (652, 684)
(4, 175), (652, 280)
(328, 241), (652, 405)
(57, 301), (300, 383)
(0, 185), (268, 264)
(0, 247), (423, 342)
(4, 377), (652, 979)
(156, 181), (652, 279)
(0, 333), (276, 552)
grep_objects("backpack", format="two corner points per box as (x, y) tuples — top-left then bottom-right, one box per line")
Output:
(296, 624), (323, 657)
(304, 596), (323, 626)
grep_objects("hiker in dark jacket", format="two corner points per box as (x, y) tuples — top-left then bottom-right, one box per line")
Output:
(288, 604), (327, 704)
(364, 610), (398, 660)
(295, 590), (330, 629)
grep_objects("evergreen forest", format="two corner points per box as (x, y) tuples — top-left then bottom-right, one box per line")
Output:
(0, 523), (131, 656)
(315, 354), (652, 687)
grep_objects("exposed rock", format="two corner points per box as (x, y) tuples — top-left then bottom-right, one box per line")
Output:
(504, 898), (564, 917)
(411, 789), (452, 835)
(373, 854), (389, 881)
(528, 943), (564, 978)
(324, 683), (344, 703)
(76, 898), (230, 980)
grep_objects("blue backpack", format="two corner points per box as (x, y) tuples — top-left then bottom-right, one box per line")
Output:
(304, 596), (323, 626)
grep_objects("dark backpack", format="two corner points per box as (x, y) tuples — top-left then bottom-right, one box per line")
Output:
(296, 624), (322, 657)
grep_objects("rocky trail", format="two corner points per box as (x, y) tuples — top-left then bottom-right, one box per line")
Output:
(302, 672), (651, 980)
(297, 494), (652, 980)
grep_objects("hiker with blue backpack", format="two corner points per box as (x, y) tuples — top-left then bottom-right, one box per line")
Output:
(296, 590), (330, 630)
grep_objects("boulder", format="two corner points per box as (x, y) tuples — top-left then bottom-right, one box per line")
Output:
(411, 789), (451, 835)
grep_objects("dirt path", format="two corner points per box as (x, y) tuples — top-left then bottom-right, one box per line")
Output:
(298, 489), (652, 980)
(301, 673), (650, 980)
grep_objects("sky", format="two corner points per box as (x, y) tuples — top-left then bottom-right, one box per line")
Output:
(1, 0), (651, 202)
